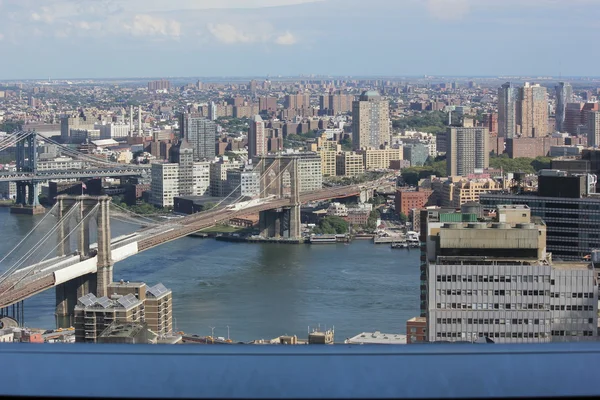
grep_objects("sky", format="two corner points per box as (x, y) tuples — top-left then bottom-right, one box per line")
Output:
(0, 0), (597, 79)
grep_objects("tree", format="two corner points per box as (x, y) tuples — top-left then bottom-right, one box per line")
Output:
(314, 216), (349, 235)
(203, 202), (216, 211)
(398, 212), (408, 224)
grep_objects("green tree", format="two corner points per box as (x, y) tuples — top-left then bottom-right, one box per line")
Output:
(398, 212), (408, 224)
(314, 216), (349, 234)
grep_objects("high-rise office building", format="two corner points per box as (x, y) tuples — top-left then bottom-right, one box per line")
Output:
(446, 127), (489, 176)
(208, 102), (218, 121)
(517, 82), (548, 137)
(179, 113), (216, 161)
(248, 115), (267, 159)
(555, 82), (573, 132)
(423, 205), (598, 343)
(587, 111), (600, 148)
(498, 82), (518, 138)
(352, 90), (390, 150)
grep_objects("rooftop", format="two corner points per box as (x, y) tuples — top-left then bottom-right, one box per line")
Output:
(99, 323), (146, 339)
(345, 331), (407, 345)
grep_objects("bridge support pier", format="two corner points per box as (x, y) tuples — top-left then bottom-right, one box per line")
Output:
(259, 205), (301, 240)
(54, 195), (112, 328)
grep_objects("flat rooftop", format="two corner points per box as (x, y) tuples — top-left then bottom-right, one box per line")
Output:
(100, 324), (146, 338)
(345, 332), (407, 345)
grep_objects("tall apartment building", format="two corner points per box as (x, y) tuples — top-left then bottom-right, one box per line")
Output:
(74, 293), (145, 343)
(498, 82), (518, 138)
(446, 127), (489, 176)
(248, 115), (267, 159)
(336, 152), (365, 177)
(284, 93), (310, 109)
(352, 90), (390, 150)
(179, 113), (216, 161)
(481, 170), (600, 261)
(210, 158), (242, 197)
(259, 96), (277, 113)
(555, 82), (573, 132)
(320, 92), (354, 115)
(517, 82), (548, 137)
(424, 205), (598, 343)
(586, 111), (600, 148)
(150, 162), (179, 207)
(169, 139), (194, 196)
(148, 80), (171, 91)
(360, 147), (403, 170)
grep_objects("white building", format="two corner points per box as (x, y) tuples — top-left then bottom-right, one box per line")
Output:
(327, 202), (348, 217)
(0, 181), (16, 200)
(192, 161), (211, 197)
(37, 157), (83, 171)
(95, 123), (130, 139)
(150, 162), (179, 207)
(297, 153), (323, 193)
(226, 168), (261, 199)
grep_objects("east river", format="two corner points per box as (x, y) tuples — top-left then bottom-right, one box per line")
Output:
(0, 208), (420, 342)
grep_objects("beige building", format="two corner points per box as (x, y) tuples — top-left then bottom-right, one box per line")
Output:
(517, 82), (548, 138)
(74, 293), (145, 343)
(352, 90), (390, 150)
(107, 281), (173, 336)
(446, 127), (489, 176)
(336, 151), (365, 177)
(440, 176), (506, 208)
(360, 147), (403, 170)
(310, 134), (341, 177)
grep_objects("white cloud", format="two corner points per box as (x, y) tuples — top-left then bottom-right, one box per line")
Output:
(275, 31), (297, 45)
(207, 23), (256, 44)
(124, 15), (182, 38)
(207, 22), (298, 45)
(426, 0), (470, 20)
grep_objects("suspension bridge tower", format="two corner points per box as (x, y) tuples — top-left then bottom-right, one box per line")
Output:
(258, 155), (301, 240)
(54, 195), (113, 328)
(10, 130), (45, 215)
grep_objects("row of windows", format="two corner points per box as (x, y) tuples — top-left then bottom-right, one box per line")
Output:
(436, 303), (549, 310)
(436, 332), (550, 339)
(551, 305), (594, 311)
(551, 330), (595, 336)
(436, 275), (550, 284)
(437, 289), (551, 297)
(550, 292), (595, 299)
(437, 318), (552, 326)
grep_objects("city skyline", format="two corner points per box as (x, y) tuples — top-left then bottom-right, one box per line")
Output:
(0, 0), (597, 79)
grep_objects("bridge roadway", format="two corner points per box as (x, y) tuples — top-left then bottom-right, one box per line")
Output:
(0, 166), (151, 182)
(0, 183), (373, 308)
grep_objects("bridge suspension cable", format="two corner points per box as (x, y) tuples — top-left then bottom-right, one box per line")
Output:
(0, 203), (100, 297)
(0, 202), (83, 287)
(0, 131), (34, 153)
(41, 136), (123, 168)
(0, 203), (59, 282)
(109, 202), (162, 225)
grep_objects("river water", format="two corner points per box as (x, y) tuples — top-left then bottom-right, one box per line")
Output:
(0, 208), (420, 342)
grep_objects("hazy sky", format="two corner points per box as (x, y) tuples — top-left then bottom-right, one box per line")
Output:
(0, 0), (596, 79)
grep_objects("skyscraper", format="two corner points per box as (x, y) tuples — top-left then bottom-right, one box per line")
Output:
(498, 82), (518, 138)
(555, 82), (573, 133)
(446, 127), (489, 176)
(517, 82), (548, 137)
(208, 102), (218, 121)
(352, 90), (390, 150)
(587, 111), (600, 148)
(179, 113), (216, 161)
(248, 115), (267, 159)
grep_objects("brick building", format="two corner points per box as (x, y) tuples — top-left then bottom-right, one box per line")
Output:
(395, 189), (433, 216)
